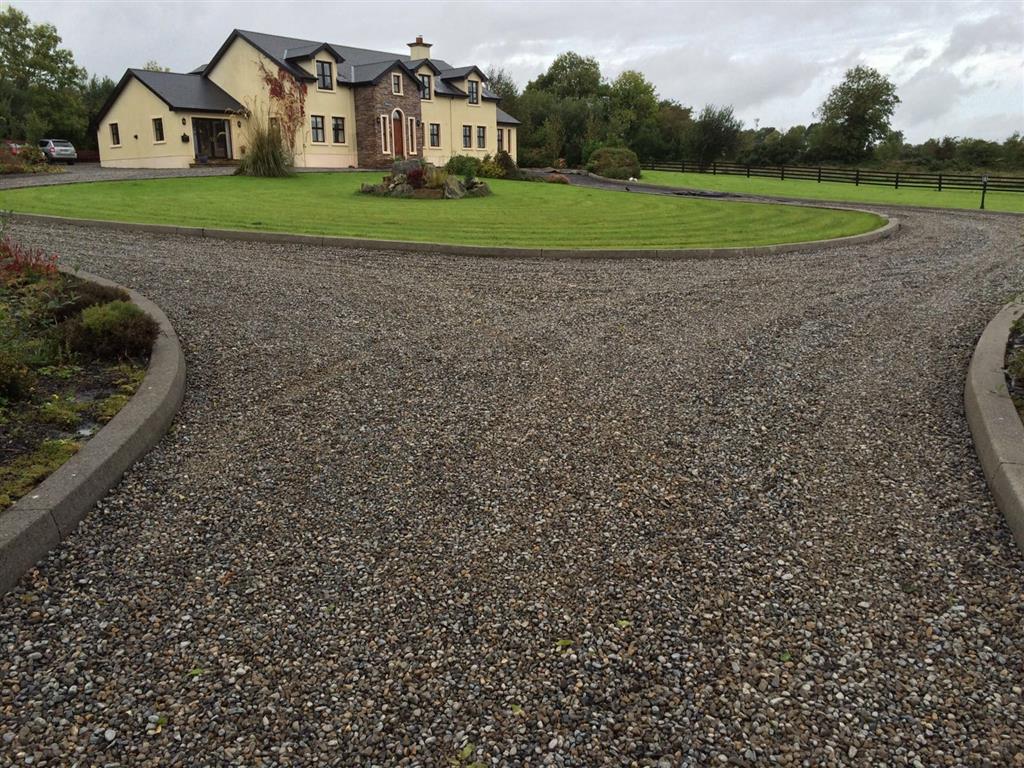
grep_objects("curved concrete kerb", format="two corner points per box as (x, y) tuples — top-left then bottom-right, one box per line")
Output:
(0, 268), (186, 595)
(5, 210), (899, 261)
(965, 299), (1024, 552)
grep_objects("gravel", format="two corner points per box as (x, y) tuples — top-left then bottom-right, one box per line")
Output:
(0, 163), (237, 190)
(1, 210), (1023, 766)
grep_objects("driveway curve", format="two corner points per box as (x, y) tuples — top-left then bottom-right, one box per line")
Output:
(1, 212), (1023, 766)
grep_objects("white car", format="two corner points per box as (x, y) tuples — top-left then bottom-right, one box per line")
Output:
(38, 139), (78, 164)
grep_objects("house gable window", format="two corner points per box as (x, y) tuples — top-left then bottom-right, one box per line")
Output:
(152, 117), (165, 143)
(311, 115), (325, 143)
(476, 126), (486, 149)
(419, 74), (432, 100)
(332, 116), (346, 144)
(429, 123), (440, 147)
(462, 125), (471, 148)
(109, 123), (120, 146)
(391, 73), (403, 95)
(467, 80), (479, 104)
(316, 60), (334, 90)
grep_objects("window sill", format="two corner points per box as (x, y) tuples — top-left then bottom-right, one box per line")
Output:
(153, 141), (166, 145)
(109, 145), (122, 149)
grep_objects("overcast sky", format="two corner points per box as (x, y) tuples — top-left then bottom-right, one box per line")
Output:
(11, 0), (1024, 143)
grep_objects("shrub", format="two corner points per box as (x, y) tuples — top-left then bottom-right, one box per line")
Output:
(19, 146), (46, 166)
(478, 154), (505, 179)
(495, 150), (520, 179)
(0, 234), (58, 280)
(445, 154), (482, 179)
(425, 167), (449, 189)
(69, 300), (158, 359)
(0, 345), (34, 399)
(407, 166), (426, 189)
(587, 146), (641, 180)
(236, 112), (293, 177)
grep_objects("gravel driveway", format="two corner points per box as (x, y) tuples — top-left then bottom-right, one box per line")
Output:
(2, 212), (1023, 766)
(0, 163), (237, 190)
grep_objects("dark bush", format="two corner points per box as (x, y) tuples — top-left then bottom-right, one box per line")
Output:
(0, 345), (35, 399)
(445, 155), (482, 179)
(406, 166), (425, 189)
(49, 280), (130, 322)
(495, 150), (520, 179)
(67, 300), (158, 359)
(587, 146), (641, 179)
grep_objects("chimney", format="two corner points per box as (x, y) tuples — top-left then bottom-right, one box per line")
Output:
(408, 35), (432, 60)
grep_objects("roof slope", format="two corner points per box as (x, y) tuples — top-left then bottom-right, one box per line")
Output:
(130, 69), (243, 112)
(496, 107), (521, 125)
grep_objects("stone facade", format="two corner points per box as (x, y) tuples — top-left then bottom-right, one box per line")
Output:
(353, 69), (423, 168)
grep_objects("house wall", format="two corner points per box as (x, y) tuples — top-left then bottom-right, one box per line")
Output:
(97, 78), (195, 168)
(352, 71), (422, 168)
(206, 36), (358, 168)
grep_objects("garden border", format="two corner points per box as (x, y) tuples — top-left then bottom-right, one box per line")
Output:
(965, 298), (1024, 552)
(0, 269), (185, 594)
(4, 210), (899, 260)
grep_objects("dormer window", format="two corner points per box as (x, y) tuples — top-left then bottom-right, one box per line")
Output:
(467, 80), (479, 104)
(419, 74), (432, 100)
(316, 60), (333, 90)
(392, 73), (403, 95)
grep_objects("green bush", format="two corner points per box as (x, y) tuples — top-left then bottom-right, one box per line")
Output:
(236, 115), (293, 178)
(69, 300), (158, 359)
(478, 154), (505, 179)
(0, 345), (35, 399)
(587, 146), (641, 180)
(445, 155), (482, 179)
(495, 150), (520, 179)
(49, 280), (130, 322)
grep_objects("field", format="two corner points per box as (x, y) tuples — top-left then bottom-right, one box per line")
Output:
(0, 172), (885, 249)
(640, 170), (1024, 213)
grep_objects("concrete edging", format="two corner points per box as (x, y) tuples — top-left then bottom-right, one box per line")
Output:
(965, 299), (1024, 552)
(0, 269), (186, 594)
(5, 210), (899, 261)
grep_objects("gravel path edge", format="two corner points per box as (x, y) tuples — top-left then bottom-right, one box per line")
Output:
(965, 297), (1024, 552)
(2, 210), (898, 259)
(0, 268), (185, 595)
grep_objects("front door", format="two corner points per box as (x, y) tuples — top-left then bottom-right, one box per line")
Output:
(392, 113), (404, 157)
(192, 118), (231, 162)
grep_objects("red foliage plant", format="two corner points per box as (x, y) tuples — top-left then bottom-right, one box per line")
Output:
(0, 235), (58, 277)
(258, 61), (307, 144)
(406, 166), (425, 189)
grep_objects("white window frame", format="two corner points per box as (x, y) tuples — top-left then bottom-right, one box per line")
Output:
(152, 116), (165, 144)
(391, 73), (403, 95)
(407, 116), (417, 154)
(331, 116), (347, 145)
(380, 114), (391, 154)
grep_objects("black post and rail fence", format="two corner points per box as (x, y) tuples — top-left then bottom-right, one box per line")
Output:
(641, 160), (1024, 208)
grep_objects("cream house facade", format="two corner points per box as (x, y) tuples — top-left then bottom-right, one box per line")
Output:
(96, 30), (519, 170)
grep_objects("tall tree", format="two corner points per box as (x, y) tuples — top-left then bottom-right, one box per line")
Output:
(485, 65), (519, 117)
(142, 60), (170, 72)
(527, 52), (603, 99)
(815, 65), (899, 161)
(0, 6), (86, 141)
(688, 105), (743, 167)
(607, 70), (659, 147)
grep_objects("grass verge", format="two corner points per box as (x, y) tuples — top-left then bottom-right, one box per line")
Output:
(0, 172), (886, 249)
(639, 170), (1024, 213)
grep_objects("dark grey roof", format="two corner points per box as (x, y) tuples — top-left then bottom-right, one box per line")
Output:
(130, 69), (242, 112)
(496, 107), (520, 125)
(210, 30), (486, 98)
(189, 63), (207, 74)
(95, 68), (243, 125)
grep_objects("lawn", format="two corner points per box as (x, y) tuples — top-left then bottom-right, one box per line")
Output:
(0, 172), (885, 249)
(640, 170), (1024, 213)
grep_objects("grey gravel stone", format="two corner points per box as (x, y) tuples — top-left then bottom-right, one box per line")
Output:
(0, 211), (1022, 766)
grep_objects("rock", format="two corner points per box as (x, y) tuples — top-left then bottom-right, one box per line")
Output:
(442, 176), (466, 199)
(390, 183), (414, 198)
(465, 181), (492, 197)
(391, 158), (422, 176)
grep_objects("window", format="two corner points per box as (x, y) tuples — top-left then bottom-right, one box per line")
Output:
(497, 128), (503, 153)
(311, 115), (325, 143)
(419, 74), (432, 100)
(408, 116), (417, 153)
(467, 80), (479, 104)
(380, 115), (390, 153)
(109, 123), (120, 146)
(462, 125), (471, 148)
(332, 116), (346, 144)
(429, 123), (440, 147)
(152, 117), (164, 142)
(316, 60), (334, 90)
(392, 73), (403, 94)
(477, 126), (486, 149)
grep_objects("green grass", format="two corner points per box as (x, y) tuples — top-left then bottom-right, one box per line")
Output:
(640, 170), (1024, 213)
(0, 172), (886, 249)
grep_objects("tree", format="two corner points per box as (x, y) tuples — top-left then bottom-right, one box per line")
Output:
(607, 70), (658, 147)
(0, 6), (86, 141)
(142, 60), (170, 72)
(815, 66), (899, 162)
(528, 52), (603, 99)
(80, 75), (117, 149)
(688, 105), (743, 167)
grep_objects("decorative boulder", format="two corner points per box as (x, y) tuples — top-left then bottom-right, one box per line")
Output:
(392, 158), (422, 176)
(465, 181), (492, 197)
(443, 176), (466, 199)
(391, 183), (414, 198)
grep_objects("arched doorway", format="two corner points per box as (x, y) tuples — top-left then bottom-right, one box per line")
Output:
(392, 109), (405, 157)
